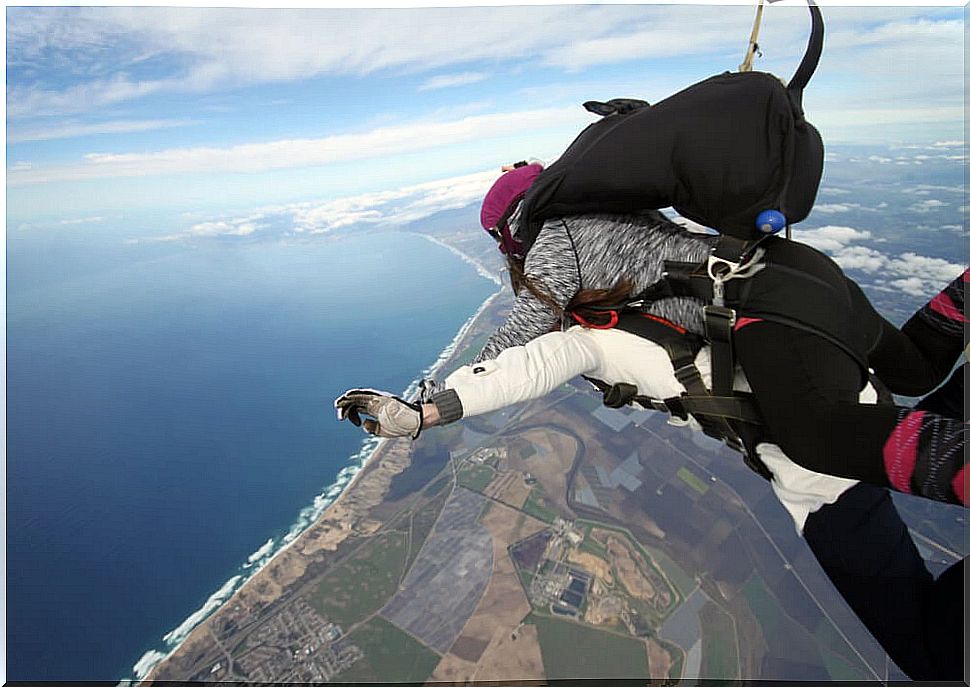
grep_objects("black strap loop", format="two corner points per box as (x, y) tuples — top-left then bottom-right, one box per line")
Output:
(787, 1), (824, 118)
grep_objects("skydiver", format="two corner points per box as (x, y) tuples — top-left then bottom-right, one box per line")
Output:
(340, 163), (965, 505)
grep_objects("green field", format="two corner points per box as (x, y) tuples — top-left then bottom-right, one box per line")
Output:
(578, 531), (609, 559)
(522, 485), (559, 523)
(698, 602), (739, 680)
(457, 462), (496, 492)
(676, 466), (710, 495)
(640, 542), (697, 598)
(334, 615), (440, 683)
(529, 612), (649, 679)
(307, 531), (408, 628)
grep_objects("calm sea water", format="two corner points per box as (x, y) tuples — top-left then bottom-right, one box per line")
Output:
(6, 228), (497, 680)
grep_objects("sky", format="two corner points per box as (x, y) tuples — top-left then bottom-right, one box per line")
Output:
(4, 1), (966, 235)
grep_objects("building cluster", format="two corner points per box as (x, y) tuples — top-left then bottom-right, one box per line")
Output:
(229, 597), (361, 682)
(525, 518), (591, 617)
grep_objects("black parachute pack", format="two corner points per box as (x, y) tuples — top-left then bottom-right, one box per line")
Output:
(528, 2), (833, 478)
(516, 2), (825, 252)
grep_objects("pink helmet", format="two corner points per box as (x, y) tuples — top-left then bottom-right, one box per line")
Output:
(480, 161), (543, 256)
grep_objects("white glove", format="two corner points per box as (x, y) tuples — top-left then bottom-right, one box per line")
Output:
(334, 388), (423, 439)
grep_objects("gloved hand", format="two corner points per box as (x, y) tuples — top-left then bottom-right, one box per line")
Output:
(334, 388), (423, 439)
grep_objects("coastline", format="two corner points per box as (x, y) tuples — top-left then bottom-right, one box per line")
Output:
(136, 231), (505, 684)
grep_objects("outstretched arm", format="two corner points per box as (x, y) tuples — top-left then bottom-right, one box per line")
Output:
(339, 328), (602, 436)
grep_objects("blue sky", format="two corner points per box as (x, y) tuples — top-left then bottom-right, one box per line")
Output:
(4, 2), (966, 235)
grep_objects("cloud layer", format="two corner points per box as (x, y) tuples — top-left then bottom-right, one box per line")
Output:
(797, 225), (964, 297)
(7, 106), (586, 185)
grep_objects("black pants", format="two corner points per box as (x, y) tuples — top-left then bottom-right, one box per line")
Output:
(802, 359), (966, 680)
(804, 483), (965, 680)
(734, 306), (966, 504)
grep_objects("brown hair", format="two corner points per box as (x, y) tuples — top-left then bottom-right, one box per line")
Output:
(566, 278), (636, 327)
(506, 254), (562, 313)
(505, 254), (635, 330)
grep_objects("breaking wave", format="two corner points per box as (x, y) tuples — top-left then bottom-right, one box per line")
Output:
(243, 537), (275, 567)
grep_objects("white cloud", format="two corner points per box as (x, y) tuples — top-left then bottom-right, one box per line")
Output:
(796, 224), (963, 297)
(187, 219), (265, 237)
(10, 5), (958, 125)
(161, 168), (496, 240)
(6, 5), (651, 116)
(293, 169), (496, 233)
(418, 72), (487, 91)
(813, 203), (857, 214)
(890, 277), (930, 297)
(58, 215), (105, 226)
(6, 106), (587, 186)
(909, 199), (948, 212)
(796, 225), (872, 253)
(7, 118), (190, 143)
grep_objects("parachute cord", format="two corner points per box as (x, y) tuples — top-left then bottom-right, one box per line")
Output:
(739, 0), (765, 72)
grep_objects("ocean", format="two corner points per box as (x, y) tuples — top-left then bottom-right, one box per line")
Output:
(6, 226), (499, 681)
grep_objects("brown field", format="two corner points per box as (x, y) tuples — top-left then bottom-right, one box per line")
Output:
(567, 549), (613, 585)
(474, 623), (544, 681)
(484, 470), (531, 509)
(505, 427), (577, 516)
(647, 637), (674, 679)
(429, 501), (546, 682)
(607, 534), (656, 602)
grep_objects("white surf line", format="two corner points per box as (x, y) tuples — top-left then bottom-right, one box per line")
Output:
(418, 233), (504, 287)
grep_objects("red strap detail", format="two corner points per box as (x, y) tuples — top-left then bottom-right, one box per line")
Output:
(572, 310), (619, 329)
(637, 312), (687, 334)
(961, 268), (969, 283)
(734, 316), (764, 331)
(883, 410), (925, 495)
(952, 465), (966, 506)
(928, 291), (967, 323)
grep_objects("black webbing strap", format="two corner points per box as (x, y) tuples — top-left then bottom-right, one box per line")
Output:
(665, 394), (762, 425)
(704, 305), (736, 398)
(786, 1), (824, 119)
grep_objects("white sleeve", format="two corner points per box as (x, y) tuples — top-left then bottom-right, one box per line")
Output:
(444, 328), (600, 418)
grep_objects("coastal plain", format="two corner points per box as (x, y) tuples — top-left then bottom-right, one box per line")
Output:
(147, 228), (909, 683)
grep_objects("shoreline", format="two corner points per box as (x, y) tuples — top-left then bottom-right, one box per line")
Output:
(135, 231), (504, 684)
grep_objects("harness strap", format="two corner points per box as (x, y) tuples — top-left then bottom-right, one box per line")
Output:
(579, 309), (774, 480)
(704, 305), (737, 398)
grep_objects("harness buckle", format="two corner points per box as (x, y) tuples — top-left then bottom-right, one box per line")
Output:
(706, 246), (768, 306)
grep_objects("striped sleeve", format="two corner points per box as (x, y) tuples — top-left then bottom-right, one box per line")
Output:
(916, 268), (968, 342)
(475, 221), (581, 362)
